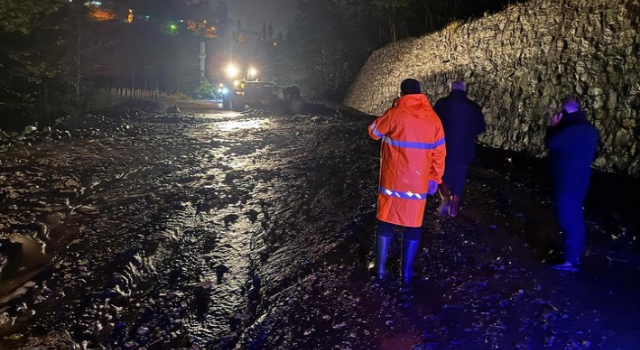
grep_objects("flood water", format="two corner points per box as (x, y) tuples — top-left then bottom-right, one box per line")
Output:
(0, 103), (638, 349)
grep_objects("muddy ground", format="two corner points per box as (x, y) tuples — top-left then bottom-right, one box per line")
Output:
(0, 102), (639, 349)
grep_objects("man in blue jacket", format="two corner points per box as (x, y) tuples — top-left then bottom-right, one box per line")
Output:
(545, 95), (599, 271)
(433, 81), (486, 217)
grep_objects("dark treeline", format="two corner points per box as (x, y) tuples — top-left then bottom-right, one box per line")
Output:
(0, 0), (527, 130)
(0, 0), (230, 130)
(0, 0), (83, 129)
(278, 0), (529, 101)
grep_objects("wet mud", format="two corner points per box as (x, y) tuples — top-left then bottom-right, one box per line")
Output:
(0, 103), (638, 349)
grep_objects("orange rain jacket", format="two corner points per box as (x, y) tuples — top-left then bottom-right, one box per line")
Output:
(368, 93), (446, 228)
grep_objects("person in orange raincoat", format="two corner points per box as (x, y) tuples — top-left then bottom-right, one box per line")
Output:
(368, 78), (446, 285)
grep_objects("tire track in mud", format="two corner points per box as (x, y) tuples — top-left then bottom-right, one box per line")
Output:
(107, 125), (266, 349)
(215, 115), (385, 350)
(0, 113), (269, 348)
(1, 111), (356, 348)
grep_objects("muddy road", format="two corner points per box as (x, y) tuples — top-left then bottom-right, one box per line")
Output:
(0, 104), (639, 349)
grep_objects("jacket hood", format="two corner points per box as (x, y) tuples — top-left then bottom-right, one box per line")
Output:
(396, 94), (434, 118)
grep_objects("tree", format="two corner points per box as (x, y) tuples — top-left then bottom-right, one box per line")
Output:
(213, 0), (229, 35)
(371, 0), (411, 43)
(280, 0), (382, 100)
(0, 0), (65, 35)
(261, 22), (267, 41)
(0, 0), (92, 129)
(213, 0), (228, 20)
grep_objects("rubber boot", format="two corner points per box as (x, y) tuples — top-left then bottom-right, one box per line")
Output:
(370, 235), (391, 280)
(400, 238), (420, 285)
(437, 182), (452, 217)
(450, 195), (461, 217)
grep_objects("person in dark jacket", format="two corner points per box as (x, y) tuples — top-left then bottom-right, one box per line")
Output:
(433, 81), (486, 217)
(545, 95), (599, 271)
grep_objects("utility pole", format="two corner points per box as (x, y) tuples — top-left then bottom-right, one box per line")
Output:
(199, 41), (206, 80)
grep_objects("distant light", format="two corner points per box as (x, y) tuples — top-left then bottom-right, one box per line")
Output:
(89, 7), (115, 20)
(166, 22), (179, 34)
(248, 67), (257, 79)
(225, 64), (239, 79)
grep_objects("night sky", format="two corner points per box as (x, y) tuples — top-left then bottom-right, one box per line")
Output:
(224, 0), (296, 35)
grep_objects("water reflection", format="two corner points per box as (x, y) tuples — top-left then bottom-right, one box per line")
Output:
(217, 119), (269, 132)
(0, 233), (48, 295)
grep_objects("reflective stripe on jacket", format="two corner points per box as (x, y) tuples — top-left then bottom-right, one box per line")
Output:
(368, 93), (446, 227)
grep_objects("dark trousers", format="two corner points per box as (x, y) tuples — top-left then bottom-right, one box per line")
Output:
(442, 160), (469, 196)
(377, 221), (421, 241)
(556, 193), (587, 263)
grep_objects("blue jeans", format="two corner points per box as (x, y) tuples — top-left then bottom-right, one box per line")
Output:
(556, 193), (586, 263)
(442, 160), (469, 196)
